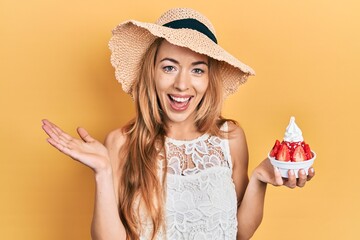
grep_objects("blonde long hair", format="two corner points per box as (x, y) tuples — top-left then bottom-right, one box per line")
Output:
(118, 38), (232, 239)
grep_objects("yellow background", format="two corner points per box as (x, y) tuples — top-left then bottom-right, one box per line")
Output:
(1, 0), (359, 239)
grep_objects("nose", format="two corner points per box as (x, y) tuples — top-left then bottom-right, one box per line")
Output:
(173, 70), (189, 91)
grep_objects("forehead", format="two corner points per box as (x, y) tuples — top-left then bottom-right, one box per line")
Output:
(156, 40), (208, 62)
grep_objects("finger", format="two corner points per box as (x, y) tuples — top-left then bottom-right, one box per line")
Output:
(48, 121), (73, 141)
(273, 166), (284, 186)
(307, 167), (315, 181)
(47, 137), (70, 153)
(42, 123), (73, 147)
(42, 120), (84, 151)
(47, 137), (81, 159)
(42, 123), (61, 142)
(77, 127), (95, 143)
(285, 170), (296, 189)
(42, 119), (72, 141)
(296, 169), (307, 187)
(42, 119), (61, 136)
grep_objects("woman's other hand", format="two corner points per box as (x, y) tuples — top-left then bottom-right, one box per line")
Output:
(254, 158), (315, 188)
(41, 119), (111, 174)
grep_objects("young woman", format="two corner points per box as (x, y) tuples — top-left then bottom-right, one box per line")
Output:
(42, 8), (315, 240)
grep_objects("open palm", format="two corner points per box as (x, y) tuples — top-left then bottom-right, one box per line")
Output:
(42, 119), (110, 173)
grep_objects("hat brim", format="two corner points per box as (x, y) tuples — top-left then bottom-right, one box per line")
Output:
(109, 20), (255, 96)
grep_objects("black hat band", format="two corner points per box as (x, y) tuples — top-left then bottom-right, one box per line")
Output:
(163, 18), (218, 44)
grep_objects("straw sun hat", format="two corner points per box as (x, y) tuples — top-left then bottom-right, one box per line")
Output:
(109, 8), (255, 97)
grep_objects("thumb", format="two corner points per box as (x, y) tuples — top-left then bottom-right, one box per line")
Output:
(77, 127), (95, 142)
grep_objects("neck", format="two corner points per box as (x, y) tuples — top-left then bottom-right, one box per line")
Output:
(165, 121), (202, 140)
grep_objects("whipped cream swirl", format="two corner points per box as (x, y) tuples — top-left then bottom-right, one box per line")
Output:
(283, 116), (304, 142)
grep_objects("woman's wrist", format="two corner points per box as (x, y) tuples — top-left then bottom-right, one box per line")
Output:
(249, 163), (271, 189)
(249, 158), (277, 186)
(250, 170), (268, 188)
(94, 166), (113, 181)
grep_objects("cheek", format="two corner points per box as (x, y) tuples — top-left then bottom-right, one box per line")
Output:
(154, 72), (163, 92)
(155, 82), (166, 95)
(194, 78), (209, 95)
(154, 76), (170, 97)
(155, 72), (177, 93)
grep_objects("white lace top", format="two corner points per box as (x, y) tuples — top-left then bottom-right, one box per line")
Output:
(139, 123), (238, 239)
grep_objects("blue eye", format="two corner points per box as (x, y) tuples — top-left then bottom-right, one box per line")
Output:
(163, 66), (175, 72)
(193, 68), (205, 74)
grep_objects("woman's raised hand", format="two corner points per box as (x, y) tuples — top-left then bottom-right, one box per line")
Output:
(42, 119), (111, 174)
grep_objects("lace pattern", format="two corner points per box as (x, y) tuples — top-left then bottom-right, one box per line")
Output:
(139, 123), (238, 239)
(165, 168), (237, 240)
(165, 133), (232, 176)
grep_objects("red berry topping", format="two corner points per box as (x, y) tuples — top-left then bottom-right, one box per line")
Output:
(276, 143), (291, 161)
(270, 140), (281, 157)
(303, 143), (312, 160)
(292, 145), (307, 162)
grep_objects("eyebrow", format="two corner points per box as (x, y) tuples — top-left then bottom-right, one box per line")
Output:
(192, 61), (208, 67)
(159, 58), (208, 66)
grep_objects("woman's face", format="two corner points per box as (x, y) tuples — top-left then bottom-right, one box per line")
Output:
(154, 40), (209, 126)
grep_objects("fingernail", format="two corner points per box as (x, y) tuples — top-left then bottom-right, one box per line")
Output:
(310, 168), (315, 173)
(289, 170), (294, 176)
(274, 166), (279, 172)
(300, 169), (306, 175)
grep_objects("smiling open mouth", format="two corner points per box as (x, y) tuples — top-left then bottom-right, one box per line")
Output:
(168, 94), (192, 110)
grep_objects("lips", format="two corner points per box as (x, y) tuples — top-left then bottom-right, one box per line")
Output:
(168, 94), (192, 111)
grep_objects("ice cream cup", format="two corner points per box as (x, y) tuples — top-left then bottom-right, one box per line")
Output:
(268, 151), (316, 178)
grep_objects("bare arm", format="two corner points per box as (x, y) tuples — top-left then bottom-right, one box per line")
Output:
(229, 123), (315, 240)
(91, 129), (127, 239)
(91, 169), (126, 239)
(228, 123), (259, 240)
(41, 120), (126, 239)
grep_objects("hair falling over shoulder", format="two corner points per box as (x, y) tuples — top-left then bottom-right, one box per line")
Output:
(117, 38), (234, 240)
(118, 38), (166, 240)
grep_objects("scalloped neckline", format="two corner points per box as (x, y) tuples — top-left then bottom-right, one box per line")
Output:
(165, 132), (209, 145)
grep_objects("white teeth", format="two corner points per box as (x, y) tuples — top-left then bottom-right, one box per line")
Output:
(170, 95), (191, 102)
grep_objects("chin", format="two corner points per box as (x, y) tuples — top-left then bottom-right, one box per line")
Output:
(166, 113), (192, 124)
(164, 107), (197, 124)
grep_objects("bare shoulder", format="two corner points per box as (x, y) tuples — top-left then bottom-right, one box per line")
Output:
(226, 121), (248, 169)
(226, 121), (249, 200)
(104, 128), (128, 200)
(104, 128), (127, 170)
(227, 121), (246, 142)
(104, 128), (127, 151)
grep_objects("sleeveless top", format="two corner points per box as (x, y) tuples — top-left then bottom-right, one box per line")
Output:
(139, 123), (238, 239)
